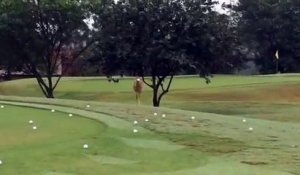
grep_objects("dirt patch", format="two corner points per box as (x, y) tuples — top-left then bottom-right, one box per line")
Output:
(241, 160), (268, 165)
(160, 132), (247, 154)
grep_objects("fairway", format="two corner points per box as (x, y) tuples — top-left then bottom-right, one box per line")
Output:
(1, 75), (300, 124)
(0, 75), (300, 174)
(0, 98), (299, 175)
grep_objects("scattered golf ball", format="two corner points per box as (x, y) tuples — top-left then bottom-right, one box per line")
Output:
(133, 120), (138, 125)
(242, 119), (247, 123)
(83, 144), (89, 149)
(29, 120), (34, 124)
(249, 127), (253, 131)
(86, 104), (90, 108)
(0, 105), (4, 108)
(0, 160), (2, 165)
(153, 112), (158, 116)
(51, 109), (55, 112)
(145, 119), (149, 122)
(162, 114), (166, 118)
(69, 114), (73, 117)
(32, 126), (37, 130)
(133, 129), (138, 133)
(191, 116), (195, 120)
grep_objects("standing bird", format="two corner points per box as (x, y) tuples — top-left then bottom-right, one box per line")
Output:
(133, 77), (144, 104)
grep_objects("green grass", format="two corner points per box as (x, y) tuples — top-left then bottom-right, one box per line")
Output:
(0, 97), (299, 174)
(0, 74), (300, 174)
(1, 74), (300, 98)
(0, 104), (209, 175)
(1, 74), (300, 123)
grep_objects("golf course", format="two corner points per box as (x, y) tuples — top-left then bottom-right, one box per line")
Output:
(0, 74), (299, 175)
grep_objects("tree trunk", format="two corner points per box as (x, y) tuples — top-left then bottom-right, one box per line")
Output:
(152, 87), (160, 107)
(151, 75), (160, 107)
(46, 88), (54, 98)
(5, 66), (12, 80)
(149, 75), (174, 107)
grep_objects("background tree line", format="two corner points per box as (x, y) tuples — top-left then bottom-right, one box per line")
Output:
(0, 0), (299, 106)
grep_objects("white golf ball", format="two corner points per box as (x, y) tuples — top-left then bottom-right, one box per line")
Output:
(86, 105), (90, 108)
(137, 78), (140, 81)
(0, 160), (2, 165)
(83, 144), (89, 149)
(51, 109), (55, 112)
(133, 129), (138, 133)
(145, 119), (149, 122)
(242, 119), (247, 123)
(133, 120), (138, 125)
(69, 114), (73, 117)
(32, 126), (37, 130)
(191, 116), (195, 120)
(153, 112), (157, 116)
(0, 105), (4, 108)
(29, 120), (34, 124)
(162, 114), (166, 118)
(249, 127), (253, 131)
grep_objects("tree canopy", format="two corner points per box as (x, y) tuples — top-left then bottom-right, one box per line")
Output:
(235, 0), (300, 73)
(91, 0), (243, 106)
(0, 0), (93, 97)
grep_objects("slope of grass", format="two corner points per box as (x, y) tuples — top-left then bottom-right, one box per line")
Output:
(1, 75), (300, 99)
(1, 75), (300, 123)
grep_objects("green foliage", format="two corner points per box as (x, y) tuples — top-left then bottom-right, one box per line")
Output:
(0, 0), (92, 97)
(235, 0), (300, 73)
(92, 0), (243, 106)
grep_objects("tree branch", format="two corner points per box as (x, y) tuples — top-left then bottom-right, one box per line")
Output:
(25, 63), (48, 97)
(52, 75), (62, 90)
(60, 39), (95, 75)
(158, 75), (174, 103)
(142, 76), (153, 88)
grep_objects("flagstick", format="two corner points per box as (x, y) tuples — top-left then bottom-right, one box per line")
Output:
(275, 50), (279, 74)
(276, 59), (279, 74)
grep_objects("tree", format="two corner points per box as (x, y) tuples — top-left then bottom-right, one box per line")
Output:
(0, 28), (23, 80)
(234, 0), (300, 73)
(0, 1), (24, 80)
(92, 0), (243, 107)
(0, 0), (93, 97)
